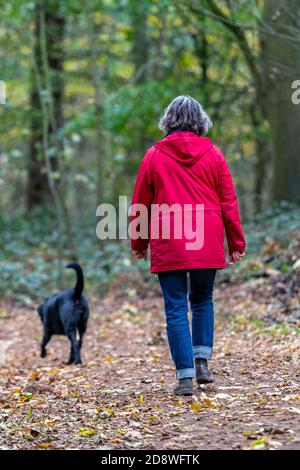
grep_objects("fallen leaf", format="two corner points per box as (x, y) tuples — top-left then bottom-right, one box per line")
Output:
(37, 443), (54, 449)
(78, 428), (97, 436)
(19, 392), (33, 402)
(250, 438), (267, 449)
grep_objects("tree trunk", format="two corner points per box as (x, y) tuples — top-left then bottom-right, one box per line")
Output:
(112, 1), (150, 202)
(87, 14), (107, 206)
(129, 0), (149, 157)
(262, 0), (300, 202)
(27, 3), (50, 209)
(191, 25), (209, 107)
(192, 0), (270, 213)
(27, 0), (64, 210)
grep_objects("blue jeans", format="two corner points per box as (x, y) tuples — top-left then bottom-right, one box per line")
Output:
(158, 269), (216, 379)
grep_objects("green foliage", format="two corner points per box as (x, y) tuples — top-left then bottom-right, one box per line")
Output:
(0, 209), (139, 304)
(1, 203), (299, 305)
(0, 0), (298, 305)
(219, 202), (300, 283)
(0, 0), (265, 214)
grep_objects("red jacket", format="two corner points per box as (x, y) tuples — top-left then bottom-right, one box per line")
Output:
(130, 131), (246, 273)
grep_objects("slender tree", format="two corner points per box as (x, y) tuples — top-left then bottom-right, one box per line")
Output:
(130, 0), (150, 157)
(187, 0), (300, 206)
(262, 0), (300, 202)
(85, 3), (108, 206)
(27, 2), (51, 209)
(27, 0), (65, 210)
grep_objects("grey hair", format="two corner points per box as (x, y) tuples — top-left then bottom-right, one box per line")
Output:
(158, 95), (212, 136)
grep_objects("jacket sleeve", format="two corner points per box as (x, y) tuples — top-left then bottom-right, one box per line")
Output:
(130, 150), (154, 252)
(217, 150), (246, 254)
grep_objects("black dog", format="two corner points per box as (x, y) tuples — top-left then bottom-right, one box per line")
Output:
(37, 263), (89, 364)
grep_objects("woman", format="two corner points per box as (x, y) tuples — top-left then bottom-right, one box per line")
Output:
(130, 95), (246, 395)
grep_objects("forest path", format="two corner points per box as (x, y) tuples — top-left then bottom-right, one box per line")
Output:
(0, 278), (299, 450)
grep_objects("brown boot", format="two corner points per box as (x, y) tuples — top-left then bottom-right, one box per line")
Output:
(195, 358), (214, 384)
(173, 378), (194, 396)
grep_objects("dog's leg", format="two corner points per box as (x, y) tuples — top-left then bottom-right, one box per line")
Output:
(67, 344), (75, 364)
(66, 329), (81, 365)
(78, 324), (86, 351)
(41, 331), (52, 358)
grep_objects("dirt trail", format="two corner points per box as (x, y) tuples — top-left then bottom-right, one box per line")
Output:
(0, 279), (299, 450)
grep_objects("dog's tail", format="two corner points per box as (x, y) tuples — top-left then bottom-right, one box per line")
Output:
(66, 262), (84, 300)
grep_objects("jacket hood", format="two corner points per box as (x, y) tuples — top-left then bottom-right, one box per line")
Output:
(154, 132), (213, 167)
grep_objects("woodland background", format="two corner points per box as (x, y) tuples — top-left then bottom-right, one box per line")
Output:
(0, 0), (300, 300)
(0, 0), (300, 451)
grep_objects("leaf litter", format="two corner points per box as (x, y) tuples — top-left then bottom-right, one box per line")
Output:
(0, 272), (299, 450)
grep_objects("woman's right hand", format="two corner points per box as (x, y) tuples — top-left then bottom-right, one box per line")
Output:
(228, 250), (245, 265)
(133, 250), (148, 261)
